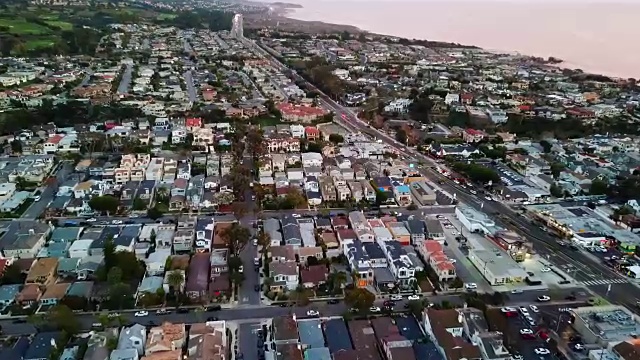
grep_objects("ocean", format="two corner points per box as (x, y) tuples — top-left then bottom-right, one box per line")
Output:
(274, 0), (640, 79)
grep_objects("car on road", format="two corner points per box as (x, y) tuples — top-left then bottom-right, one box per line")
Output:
(370, 306), (381, 313)
(512, 355), (524, 360)
(464, 283), (477, 291)
(87, 218), (97, 222)
(571, 343), (585, 351)
(451, 231), (459, 236)
(112, 220), (123, 225)
(469, 190), (477, 195)
(134, 311), (148, 317)
(534, 348), (551, 355)
(306, 310), (319, 317)
(91, 323), (104, 330)
(108, 313), (120, 318)
(207, 317), (219, 321)
(156, 309), (169, 315)
(540, 267), (551, 272)
(519, 329), (535, 339)
(176, 308), (189, 314)
(510, 289), (523, 294)
(537, 295), (551, 302)
(327, 299), (339, 304)
(485, 196), (493, 201)
(519, 306), (529, 314)
(529, 305), (539, 313)
(407, 295), (421, 301)
(390, 295), (403, 301)
(292, 214), (301, 218)
(252, 238), (258, 246)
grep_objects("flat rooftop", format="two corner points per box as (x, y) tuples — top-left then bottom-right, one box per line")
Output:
(574, 305), (640, 343)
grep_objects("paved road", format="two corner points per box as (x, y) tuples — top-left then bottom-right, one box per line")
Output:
(117, 64), (133, 94)
(0, 290), (585, 336)
(184, 70), (197, 102)
(21, 161), (73, 219)
(254, 48), (640, 312)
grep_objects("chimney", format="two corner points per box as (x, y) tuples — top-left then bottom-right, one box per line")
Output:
(29, 229), (35, 235)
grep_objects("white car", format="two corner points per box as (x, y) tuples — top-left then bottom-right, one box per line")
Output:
(449, 259), (457, 264)
(537, 295), (551, 302)
(529, 305), (539, 313)
(292, 214), (301, 218)
(108, 312), (120, 318)
(306, 310), (319, 317)
(86, 218), (97, 222)
(112, 220), (123, 225)
(469, 190), (477, 195)
(389, 295), (402, 301)
(134, 311), (148, 317)
(510, 289), (523, 294)
(534, 348), (550, 355)
(451, 231), (459, 236)
(540, 267), (551, 272)
(464, 283), (478, 290)
(519, 307), (529, 314)
(407, 295), (420, 301)
(252, 238), (258, 246)
(485, 196), (493, 201)
(369, 306), (381, 313)
(34, 196), (41, 201)
(519, 329), (534, 335)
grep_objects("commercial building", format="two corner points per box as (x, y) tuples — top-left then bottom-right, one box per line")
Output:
(571, 305), (640, 345)
(467, 249), (528, 285)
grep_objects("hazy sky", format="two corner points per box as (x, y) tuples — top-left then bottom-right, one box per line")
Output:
(273, 0), (640, 78)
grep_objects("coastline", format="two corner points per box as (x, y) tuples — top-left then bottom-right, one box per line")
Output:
(273, 0), (639, 79)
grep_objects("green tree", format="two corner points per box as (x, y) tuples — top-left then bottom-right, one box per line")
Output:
(344, 288), (375, 311)
(395, 128), (408, 144)
(47, 304), (80, 335)
(328, 133), (344, 144)
(0, 263), (25, 285)
(9, 139), (22, 154)
(550, 183), (564, 198)
(539, 140), (552, 153)
(220, 223), (251, 256)
(147, 206), (164, 220)
(166, 270), (185, 295)
(88, 195), (120, 215)
(550, 162), (565, 179)
(132, 196), (147, 211)
(450, 277), (464, 291)
(589, 179), (609, 195)
(107, 266), (123, 286)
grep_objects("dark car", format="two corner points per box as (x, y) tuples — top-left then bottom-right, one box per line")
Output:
(254, 285), (261, 292)
(207, 317), (219, 321)
(12, 318), (27, 324)
(207, 305), (222, 311)
(565, 295), (577, 301)
(327, 299), (339, 304)
(176, 308), (190, 314)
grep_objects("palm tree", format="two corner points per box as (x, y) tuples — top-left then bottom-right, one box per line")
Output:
(167, 270), (185, 297)
(332, 271), (348, 294)
(97, 312), (112, 327)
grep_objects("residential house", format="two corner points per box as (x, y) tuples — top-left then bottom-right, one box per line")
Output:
(269, 262), (299, 292)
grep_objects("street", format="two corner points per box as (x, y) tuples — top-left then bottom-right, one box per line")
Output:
(21, 161), (73, 219)
(117, 64), (133, 94)
(0, 290), (584, 336)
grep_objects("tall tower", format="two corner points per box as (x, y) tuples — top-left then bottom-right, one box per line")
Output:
(231, 14), (244, 38)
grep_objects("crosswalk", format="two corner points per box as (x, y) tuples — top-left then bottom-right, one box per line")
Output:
(580, 278), (628, 286)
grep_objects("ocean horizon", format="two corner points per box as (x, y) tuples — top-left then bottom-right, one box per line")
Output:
(272, 0), (640, 79)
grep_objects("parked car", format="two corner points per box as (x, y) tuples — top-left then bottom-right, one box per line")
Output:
(156, 309), (169, 315)
(519, 329), (535, 339)
(390, 295), (402, 301)
(537, 295), (551, 302)
(464, 283), (478, 291)
(369, 306), (381, 313)
(407, 295), (421, 301)
(134, 311), (148, 317)
(534, 348), (550, 355)
(306, 310), (319, 317)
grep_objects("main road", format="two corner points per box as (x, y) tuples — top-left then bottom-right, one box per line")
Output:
(251, 42), (640, 311)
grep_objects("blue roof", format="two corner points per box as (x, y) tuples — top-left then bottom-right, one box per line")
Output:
(395, 316), (424, 341)
(50, 227), (82, 242)
(304, 347), (331, 360)
(0, 284), (21, 302)
(0, 336), (30, 359)
(394, 185), (410, 193)
(412, 343), (444, 360)
(138, 276), (164, 293)
(24, 332), (59, 360)
(323, 318), (353, 353)
(298, 319), (325, 349)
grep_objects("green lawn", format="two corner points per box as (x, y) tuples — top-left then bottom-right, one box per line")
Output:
(251, 116), (283, 127)
(157, 13), (177, 20)
(44, 20), (73, 30)
(0, 18), (51, 35)
(25, 38), (57, 50)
